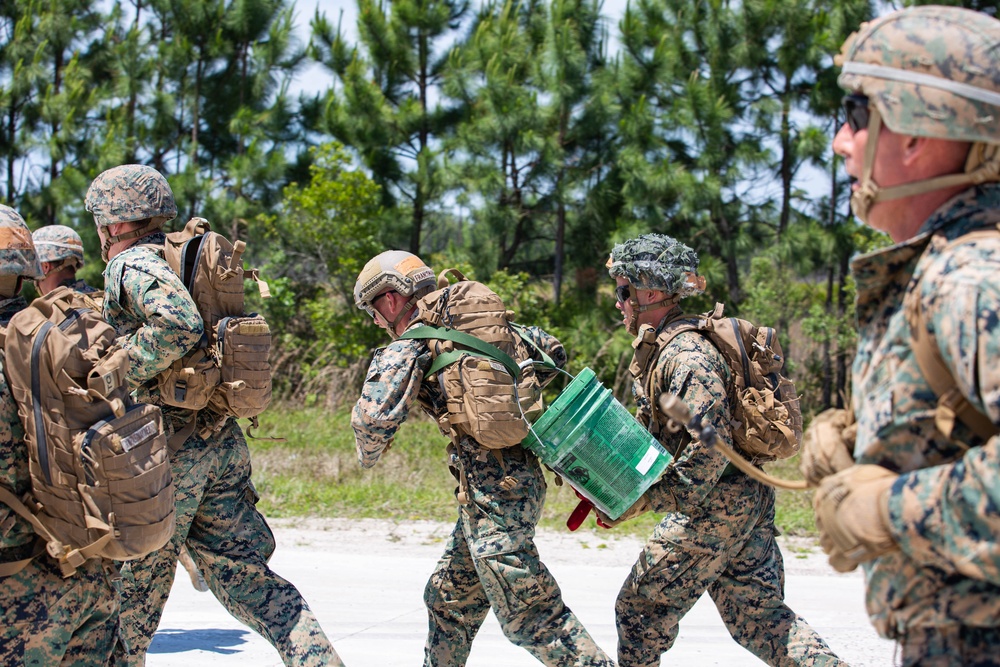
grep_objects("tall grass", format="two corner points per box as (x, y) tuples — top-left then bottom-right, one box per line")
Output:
(248, 407), (817, 537)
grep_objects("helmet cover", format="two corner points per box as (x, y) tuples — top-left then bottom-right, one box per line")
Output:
(32, 225), (85, 268)
(85, 164), (178, 227)
(0, 206), (43, 279)
(838, 6), (1000, 145)
(607, 234), (705, 298)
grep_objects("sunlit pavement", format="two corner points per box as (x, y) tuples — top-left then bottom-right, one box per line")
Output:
(146, 518), (895, 666)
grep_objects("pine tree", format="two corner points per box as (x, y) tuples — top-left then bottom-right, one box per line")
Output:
(309, 0), (468, 254)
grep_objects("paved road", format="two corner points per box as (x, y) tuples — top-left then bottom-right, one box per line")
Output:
(145, 518), (895, 666)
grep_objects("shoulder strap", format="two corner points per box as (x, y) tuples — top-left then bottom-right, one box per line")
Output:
(905, 227), (1000, 442)
(510, 323), (557, 370)
(400, 326), (521, 379)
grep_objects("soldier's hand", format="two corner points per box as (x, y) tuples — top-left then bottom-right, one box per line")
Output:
(813, 464), (898, 572)
(595, 494), (651, 529)
(800, 408), (857, 487)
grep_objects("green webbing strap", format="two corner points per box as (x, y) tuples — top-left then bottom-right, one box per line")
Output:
(400, 327), (521, 379)
(510, 323), (557, 370)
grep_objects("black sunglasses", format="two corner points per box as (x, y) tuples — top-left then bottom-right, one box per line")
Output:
(364, 291), (391, 319)
(842, 94), (870, 133)
(615, 284), (631, 303)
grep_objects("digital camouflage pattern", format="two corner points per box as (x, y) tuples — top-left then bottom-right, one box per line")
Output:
(31, 225), (85, 268)
(620, 323), (842, 666)
(0, 296), (120, 666)
(59, 278), (100, 296)
(105, 236), (340, 667)
(836, 6), (1000, 226)
(849, 184), (1000, 648)
(838, 6), (1000, 144)
(114, 418), (341, 667)
(352, 324), (614, 666)
(0, 297), (33, 554)
(85, 164), (177, 227)
(1, 556), (118, 667)
(0, 206), (42, 280)
(607, 234), (704, 297)
(102, 233), (203, 395)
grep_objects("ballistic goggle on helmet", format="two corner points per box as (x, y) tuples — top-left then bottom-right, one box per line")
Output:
(354, 251), (436, 328)
(32, 225), (86, 273)
(837, 5), (1000, 223)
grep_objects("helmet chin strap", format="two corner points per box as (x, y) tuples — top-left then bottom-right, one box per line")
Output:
(626, 284), (679, 336)
(100, 219), (166, 261)
(387, 297), (418, 340)
(851, 107), (1000, 225)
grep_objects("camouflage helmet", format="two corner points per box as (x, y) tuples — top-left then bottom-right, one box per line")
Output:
(0, 205), (43, 280)
(607, 234), (705, 298)
(838, 6), (1000, 145)
(84, 164), (177, 228)
(837, 7), (1000, 223)
(32, 224), (85, 270)
(354, 250), (436, 317)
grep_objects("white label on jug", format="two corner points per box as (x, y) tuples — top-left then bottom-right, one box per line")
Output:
(636, 445), (659, 475)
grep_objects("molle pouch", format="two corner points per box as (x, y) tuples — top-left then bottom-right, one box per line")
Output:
(449, 355), (530, 450)
(156, 348), (220, 411)
(78, 403), (175, 561)
(207, 315), (272, 420)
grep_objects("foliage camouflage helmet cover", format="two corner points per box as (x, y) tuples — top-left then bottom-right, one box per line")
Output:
(85, 164), (178, 260)
(0, 205), (43, 281)
(355, 250), (436, 335)
(837, 5), (1000, 223)
(32, 225), (85, 270)
(607, 233), (705, 297)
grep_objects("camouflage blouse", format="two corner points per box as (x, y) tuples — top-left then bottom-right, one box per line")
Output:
(851, 183), (1000, 638)
(102, 233), (203, 398)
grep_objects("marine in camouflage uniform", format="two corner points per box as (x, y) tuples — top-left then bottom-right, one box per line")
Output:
(31, 224), (101, 298)
(608, 235), (842, 667)
(351, 251), (614, 667)
(0, 206), (119, 666)
(85, 164), (342, 667)
(802, 7), (1000, 665)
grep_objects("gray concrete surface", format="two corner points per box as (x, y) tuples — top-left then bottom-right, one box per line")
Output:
(146, 518), (895, 666)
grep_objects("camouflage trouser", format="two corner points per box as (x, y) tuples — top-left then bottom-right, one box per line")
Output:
(424, 445), (614, 667)
(898, 626), (1000, 666)
(112, 418), (342, 667)
(0, 551), (118, 666)
(616, 474), (842, 667)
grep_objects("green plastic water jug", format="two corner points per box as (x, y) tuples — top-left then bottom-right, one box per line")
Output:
(524, 367), (672, 519)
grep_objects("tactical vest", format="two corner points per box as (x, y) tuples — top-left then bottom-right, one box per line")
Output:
(631, 304), (802, 463)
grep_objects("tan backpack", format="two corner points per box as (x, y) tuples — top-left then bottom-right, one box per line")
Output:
(632, 303), (802, 462)
(400, 270), (543, 450)
(0, 287), (174, 577)
(154, 218), (272, 431)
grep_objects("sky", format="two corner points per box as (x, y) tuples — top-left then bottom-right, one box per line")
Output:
(288, 0), (832, 202)
(289, 0), (632, 97)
